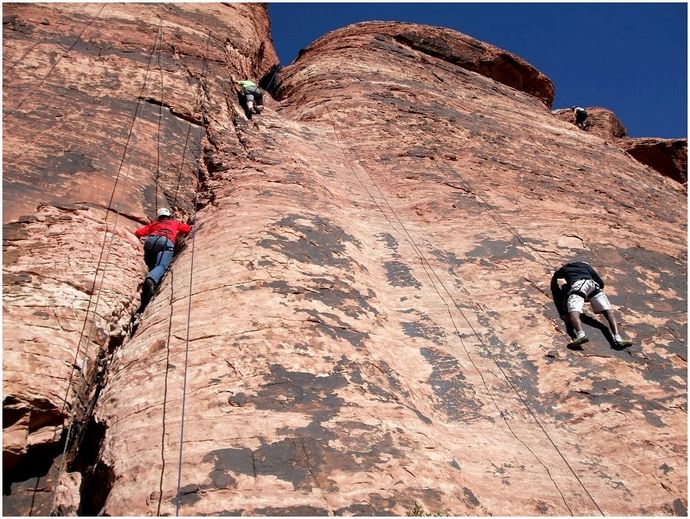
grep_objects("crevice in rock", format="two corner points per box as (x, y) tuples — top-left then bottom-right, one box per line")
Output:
(259, 64), (281, 96)
(5, 33), (220, 513)
(53, 95), (214, 515)
(47, 337), (115, 515)
(71, 419), (114, 516)
(140, 95), (204, 126)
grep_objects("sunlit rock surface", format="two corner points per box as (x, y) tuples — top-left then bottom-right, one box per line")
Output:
(3, 9), (686, 517)
(552, 107), (687, 183)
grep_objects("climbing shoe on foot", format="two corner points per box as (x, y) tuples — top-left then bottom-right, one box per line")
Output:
(143, 278), (155, 297)
(567, 334), (589, 350)
(138, 278), (156, 312)
(613, 338), (633, 350)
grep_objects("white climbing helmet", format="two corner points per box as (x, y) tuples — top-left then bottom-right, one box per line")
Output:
(157, 207), (172, 218)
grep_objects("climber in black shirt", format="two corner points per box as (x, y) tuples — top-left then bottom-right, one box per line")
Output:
(551, 261), (632, 350)
(573, 106), (588, 129)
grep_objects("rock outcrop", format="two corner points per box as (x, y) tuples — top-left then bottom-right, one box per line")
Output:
(4, 9), (687, 517)
(292, 21), (555, 108)
(620, 138), (688, 184)
(552, 107), (687, 183)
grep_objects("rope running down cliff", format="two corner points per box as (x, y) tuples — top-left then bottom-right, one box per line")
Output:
(325, 106), (605, 516)
(399, 120), (606, 514)
(155, 26), (165, 215)
(174, 29), (212, 518)
(10, 3), (106, 112)
(49, 20), (164, 513)
(403, 93), (559, 276)
(4, 3), (88, 75)
(324, 107), (573, 514)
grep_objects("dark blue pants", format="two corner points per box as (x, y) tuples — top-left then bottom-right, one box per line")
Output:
(144, 235), (174, 285)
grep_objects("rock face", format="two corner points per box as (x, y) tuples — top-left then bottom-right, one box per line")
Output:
(2, 3), (276, 514)
(552, 107), (687, 183)
(4, 9), (687, 518)
(620, 138), (688, 184)
(296, 21), (555, 108)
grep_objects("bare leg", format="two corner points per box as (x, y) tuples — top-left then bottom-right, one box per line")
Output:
(569, 310), (584, 334)
(601, 309), (620, 337)
(602, 309), (632, 347)
(567, 310), (589, 348)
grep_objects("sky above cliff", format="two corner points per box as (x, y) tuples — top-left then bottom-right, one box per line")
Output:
(268, 3), (687, 139)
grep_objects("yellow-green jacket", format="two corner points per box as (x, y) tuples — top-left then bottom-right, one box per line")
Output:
(236, 80), (258, 93)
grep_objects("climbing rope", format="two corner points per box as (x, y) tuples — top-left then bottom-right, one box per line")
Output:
(156, 270), (176, 516)
(264, 64), (280, 92)
(50, 20), (163, 512)
(173, 30), (212, 518)
(4, 3), (88, 75)
(10, 3), (106, 112)
(405, 109), (558, 275)
(326, 107), (604, 516)
(172, 31), (212, 212)
(171, 124), (193, 210)
(154, 19), (165, 214)
(174, 197), (198, 517)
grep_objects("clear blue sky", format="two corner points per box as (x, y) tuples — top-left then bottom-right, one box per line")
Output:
(268, 3), (687, 139)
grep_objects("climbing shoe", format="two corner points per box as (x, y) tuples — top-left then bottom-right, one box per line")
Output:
(131, 312), (142, 327)
(613, 338), (633, 350)
(567, 334), (589, 350)
(129, 312), (142, 338)
(137, 278), (156, 313)
(143, 278), (155, 297)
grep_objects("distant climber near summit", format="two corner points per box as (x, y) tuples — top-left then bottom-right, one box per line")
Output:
(573, 106), (588, 129)
(133, 208), (191, 314)
(550, 261), (633, 350)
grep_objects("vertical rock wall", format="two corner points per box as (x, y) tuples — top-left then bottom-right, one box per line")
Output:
(2, 3), (276, 514)
(3, 10), (686, 518)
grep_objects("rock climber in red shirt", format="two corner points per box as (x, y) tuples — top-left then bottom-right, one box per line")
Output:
(133, 207), (191, 312)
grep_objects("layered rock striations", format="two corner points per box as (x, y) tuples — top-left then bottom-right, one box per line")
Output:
(620, 138), (688, 184)
(3, 3), (276, 514)
(553, 107), (687, 183)
(3, 11), (687, 517)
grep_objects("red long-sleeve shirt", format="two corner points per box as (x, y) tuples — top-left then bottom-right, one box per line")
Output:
(134, 219), (191, 245)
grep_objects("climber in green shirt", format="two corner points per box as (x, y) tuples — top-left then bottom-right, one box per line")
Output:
(236, 79), (264, 118)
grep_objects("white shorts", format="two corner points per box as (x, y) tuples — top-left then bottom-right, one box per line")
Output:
(566, 279), (612, 314)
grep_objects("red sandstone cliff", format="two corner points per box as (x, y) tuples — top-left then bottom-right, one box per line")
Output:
(553, 107), (687, 183)
(3, 7), (687, 517)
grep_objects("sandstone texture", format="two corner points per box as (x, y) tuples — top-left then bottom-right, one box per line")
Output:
(3, 3), (276, 514)
(295, 21), (556, 108)
(4, 9), (687, 518)
(620, 138), (688, 184)
(552, 107), (687, 183)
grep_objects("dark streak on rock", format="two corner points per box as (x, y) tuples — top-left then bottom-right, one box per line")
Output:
(204, 363), (409, 494)
(421, 347), (482, 421)
(376, 232), (400, 257)
(174, 483), (201, 506)
(301, 308), (370, 348)
(401, 311), (446, 345)
(266, 277), (378, 319)
(258, 213), (360, 268)
(462, 486), (480, 507)
(384, 261), (422, 288)
(465, 237), (527, 262)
